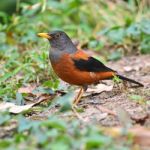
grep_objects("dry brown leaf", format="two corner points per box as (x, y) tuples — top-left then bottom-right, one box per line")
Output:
(0, 102), (34, 114)
(18, 84), (37, 94)
(95, 105), (116, 116)
(0, 95), (52, 114)
(83, 84), (113, 96)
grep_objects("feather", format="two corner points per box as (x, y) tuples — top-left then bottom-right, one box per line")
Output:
(73, 57), (115, 72)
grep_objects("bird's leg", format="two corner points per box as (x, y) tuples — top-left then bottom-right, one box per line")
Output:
(74, 87), (84, 105)
(74, 86), (87, 105)
(72, 86), (87, 121)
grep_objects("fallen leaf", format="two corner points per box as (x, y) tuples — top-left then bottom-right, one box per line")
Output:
(82, 84), (113, 97)
(95, 105), (116, 116)
(18, 84), (37, 94)
(53, 91), (76, 112)
(0, 95), (53, 114)
(0, 102), (34, 114)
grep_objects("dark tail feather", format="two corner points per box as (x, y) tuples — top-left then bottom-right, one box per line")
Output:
(117, 74), (144, 87)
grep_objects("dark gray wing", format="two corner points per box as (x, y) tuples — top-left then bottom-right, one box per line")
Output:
(72, 57), (115, 72)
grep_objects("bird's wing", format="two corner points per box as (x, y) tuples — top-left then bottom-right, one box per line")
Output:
(72, 55), (115, 72)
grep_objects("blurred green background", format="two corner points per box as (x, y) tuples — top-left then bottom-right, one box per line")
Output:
(0, 0), (150, 149)
(0, 0), (150, 52)
(0, 0), (149, 92)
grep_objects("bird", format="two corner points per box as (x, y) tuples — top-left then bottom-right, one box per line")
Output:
(37, 30), (143, 105)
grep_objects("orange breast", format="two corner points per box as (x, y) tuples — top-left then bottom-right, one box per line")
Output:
(51, 53), (114, 86)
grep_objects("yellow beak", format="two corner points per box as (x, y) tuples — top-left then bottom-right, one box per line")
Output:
(37, 33), (52, 40)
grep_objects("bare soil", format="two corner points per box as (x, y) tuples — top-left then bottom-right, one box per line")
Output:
(79, 55), (150, 127)
(32, 54), (150, 127)
(1, 55), (150, 150)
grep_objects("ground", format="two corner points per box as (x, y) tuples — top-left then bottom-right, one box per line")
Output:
(30, 54), (150, 128)
(0, 54), (150, 150)
(0, 1), (149, 149)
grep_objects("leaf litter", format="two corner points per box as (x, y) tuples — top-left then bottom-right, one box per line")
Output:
(1, 55), (150, 148)
(7, 55), (150, 122)
(0, 94), (53, 114)
(27, 55), (150, 147)
(0, 84), (55, 114)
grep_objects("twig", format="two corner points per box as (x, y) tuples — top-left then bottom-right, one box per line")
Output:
(94, 105), (116, 116)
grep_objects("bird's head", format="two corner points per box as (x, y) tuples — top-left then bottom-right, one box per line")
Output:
(37, 30), (76, 52)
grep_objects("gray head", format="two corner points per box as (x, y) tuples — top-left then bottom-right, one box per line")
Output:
(38, 30), (77, 53)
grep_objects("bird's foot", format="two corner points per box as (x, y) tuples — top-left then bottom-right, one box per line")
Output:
(71, 104), (84, 121)
(73, 87), (84, 105)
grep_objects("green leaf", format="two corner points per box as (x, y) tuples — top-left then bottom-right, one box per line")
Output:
(88, 40), (104, 51)
(32, 86), (54, 95)
(140, 36), (150, 54)
(0, 140), (11, 148)
(54, 91), (75, 112)
(129, 94), (146, 105)
(0, 111), (11, 125)
(42, 80), (59, 89)
(49, 141), (70, 150)
(126, 23), (141, 37)
(0, 64), (27, 83)
(140, 19), (150, 35)
(85, 134), (111, 149)
(113, 75), (122, 83)
(107, 27), (126, 43)
(108, 50), (122, 61)
(15, 93), (24, 105)
(0, 32), (6, 43)
(41, 117), (67, 131)
(129, 94), (143, 101)
(18, 116), (34, 132)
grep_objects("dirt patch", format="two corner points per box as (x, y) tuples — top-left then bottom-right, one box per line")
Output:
(78, 55), (150, 126)
(31, 55), (150, 127)
(9, 53), (148, 129)
(80, 55), (150, 127)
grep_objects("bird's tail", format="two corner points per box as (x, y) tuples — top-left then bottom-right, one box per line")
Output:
(117, 74), (144, 87)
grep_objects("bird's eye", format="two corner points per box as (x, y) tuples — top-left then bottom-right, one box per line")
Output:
(55, 33), (60, 38)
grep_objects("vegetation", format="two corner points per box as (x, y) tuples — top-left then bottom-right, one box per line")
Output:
(0, 0), (149, 149)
